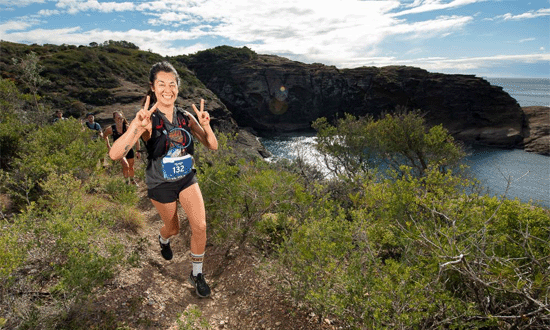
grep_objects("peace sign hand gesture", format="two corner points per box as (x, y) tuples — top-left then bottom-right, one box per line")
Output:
(135, 95), (158, 130)
(191, 99), (210, 128)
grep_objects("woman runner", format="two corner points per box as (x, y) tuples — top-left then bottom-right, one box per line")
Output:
(104, 111), (140, 185)
(108, 61), (218, 297)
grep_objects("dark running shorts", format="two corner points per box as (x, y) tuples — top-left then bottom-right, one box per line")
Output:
(147, 170), (198, 203)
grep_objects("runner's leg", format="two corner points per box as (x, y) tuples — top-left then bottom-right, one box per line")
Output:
(127, 158), (135, 178)
(178, 183), (206, 255)
(179, 183), (211, 297)
(120, 159), (129, 179)
(151, 199), (180, 239)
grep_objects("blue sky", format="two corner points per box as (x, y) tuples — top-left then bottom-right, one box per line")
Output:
(1, 0), (549, 77)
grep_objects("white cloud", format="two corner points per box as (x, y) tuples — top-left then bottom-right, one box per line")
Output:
(0, 20), (34, 33)
(38, 9), (60, 16)
(0, 25), (214, 57)
(0, 0), (45, 6)
(495, 8), (550, 21)
(392, 0), (483, 16)
(0, 0), (477, 69)
(1, 26), (82, 44)
(392, 53), (550, 71)
(387, 15), (472, 38)
(1, 0), (547, 76)
(56, 0), (135, 15)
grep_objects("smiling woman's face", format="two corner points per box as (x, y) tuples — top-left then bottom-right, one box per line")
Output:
(152, 71), (178, 108)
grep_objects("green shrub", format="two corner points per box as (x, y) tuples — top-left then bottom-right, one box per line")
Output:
(176, 305), (212, 330)
(5, 118), (106, 208)
(196, 133), (311, 252)
(312, 109), (466, 179)
(10, 173), (126, 300)
(0, 220), (26, 279)
(1, 164), (144, 328)
(104, 176), (139, 206)
(0, 78), (36, 170)
(277, 166), (550, 329)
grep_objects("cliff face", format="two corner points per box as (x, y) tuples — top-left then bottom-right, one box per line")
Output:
(183, 53), (525, 148)
(522, 106), (550, 156)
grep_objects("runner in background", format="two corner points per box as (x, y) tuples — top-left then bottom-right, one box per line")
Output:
(104, 111), (140, 185)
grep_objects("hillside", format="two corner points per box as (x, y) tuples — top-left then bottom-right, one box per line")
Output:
(0, 41), (233, 130)
(0, 40), (273, 158)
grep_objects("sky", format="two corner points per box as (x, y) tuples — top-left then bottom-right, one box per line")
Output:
(0, 0), (549, 78)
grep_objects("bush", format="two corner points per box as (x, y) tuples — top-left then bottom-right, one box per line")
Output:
(1, 173), (135, 329)
(0, 78), (35, 170)
(196, 133), (311, 252)
(277, 166), (550, 329)
(103, 176), (139, 206)
(0, 220), (25, 279)
(312, 109), (466, 179)
(5, 118), (106, 208)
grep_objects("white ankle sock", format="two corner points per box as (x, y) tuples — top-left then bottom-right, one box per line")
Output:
(191, 252), (204, 276)
(159, 235), (170, 244)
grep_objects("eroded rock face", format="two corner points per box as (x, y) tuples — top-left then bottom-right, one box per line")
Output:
(522, 106), (550, 156)
(184, 53), (525, 149)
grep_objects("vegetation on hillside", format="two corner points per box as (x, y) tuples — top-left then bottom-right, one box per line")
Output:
(173, 45), (257, 67)
(0, 40), (203, 117)
(1, 43), (549, 329)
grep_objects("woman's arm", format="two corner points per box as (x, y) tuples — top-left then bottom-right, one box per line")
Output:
(134, 139), (142, 160)
(110, 97), (157, 160)
(109, 120), (150, 160)
(103, 126), (113, 149)
(188, 113), (218, 150)
(189, 99), (218, 150)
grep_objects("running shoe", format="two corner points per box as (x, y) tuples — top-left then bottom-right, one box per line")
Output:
(188, 272), (211, 298)
(159, 235), (173, 260)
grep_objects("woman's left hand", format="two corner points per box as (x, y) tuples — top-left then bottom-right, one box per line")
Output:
(191, 99), (210, 128)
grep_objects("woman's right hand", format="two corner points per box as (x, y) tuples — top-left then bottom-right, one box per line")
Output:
(134, 96), (157, 131)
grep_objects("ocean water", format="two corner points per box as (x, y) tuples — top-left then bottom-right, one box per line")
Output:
(485, 77), (550, 107)
(259, 78), (550, 208)
(463, 145), (549, 207)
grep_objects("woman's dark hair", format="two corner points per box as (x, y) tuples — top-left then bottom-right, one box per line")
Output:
(142, 61), (181, 107)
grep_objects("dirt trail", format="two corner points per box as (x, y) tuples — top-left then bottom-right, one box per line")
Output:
(89, 182), (337, 330)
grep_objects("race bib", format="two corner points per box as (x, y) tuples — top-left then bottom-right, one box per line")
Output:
(161, 154), (193, 180)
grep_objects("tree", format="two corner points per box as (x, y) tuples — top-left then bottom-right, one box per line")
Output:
(312, 108), (466, 179)
(312, 113), (379, 178)
(12, 52), (49, 112)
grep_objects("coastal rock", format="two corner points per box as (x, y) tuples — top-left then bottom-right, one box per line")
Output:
(182, 48), (524, 149)
(522, 106), (550, 156)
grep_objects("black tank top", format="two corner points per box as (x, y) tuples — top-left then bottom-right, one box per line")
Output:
(111, 122), (127, 141)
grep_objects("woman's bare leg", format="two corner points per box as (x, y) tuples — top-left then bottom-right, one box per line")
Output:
(178, 182), (211, 297)
(178, 183), (206, 255)
(151, 199), (180, 239)
(120, 159), (129, 178)
(127, 158), (135, 178)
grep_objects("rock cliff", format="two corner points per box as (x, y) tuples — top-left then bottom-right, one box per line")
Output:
(181, 48), (526, 149)
(522, 106), (550, 156)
